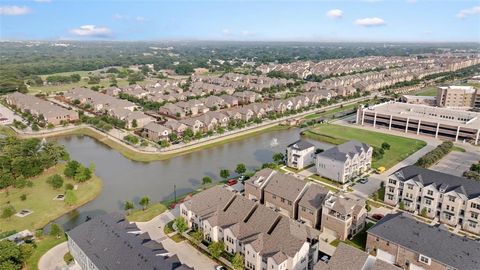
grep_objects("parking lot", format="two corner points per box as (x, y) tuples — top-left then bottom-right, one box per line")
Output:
(431, 150), (479, 177)
(350, 175), (383, 199)
(0, 103), (21, 125)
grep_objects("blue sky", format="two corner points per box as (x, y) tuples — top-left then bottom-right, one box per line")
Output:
(0, 0), (479, 42)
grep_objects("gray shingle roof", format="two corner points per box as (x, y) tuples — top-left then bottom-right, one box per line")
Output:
(367, 213), (480, 270)
(264, 172), (306, 202)
(298, 183), (329, 210)
(314, 243), (368, 270)
(390, 165), (480, 198)
(288, 140), (315, 151)
(317, 140), (370, 162)
(67, 212), (191, 270)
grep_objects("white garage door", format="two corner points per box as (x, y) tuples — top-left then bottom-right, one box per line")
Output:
(377, 249), (395, 264)
(409, 263), (425, 270)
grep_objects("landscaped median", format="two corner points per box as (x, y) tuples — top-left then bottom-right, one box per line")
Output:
(302, 123), (427, 170)
(0, 164), (102, 232)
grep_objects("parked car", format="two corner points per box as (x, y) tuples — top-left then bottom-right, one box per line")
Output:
(372, 213), (384, 220)
(227, 179), (238, 186)
(358, 178), (368, 184)
(215, 266), (227, 270)
(320, 255), (330, 263)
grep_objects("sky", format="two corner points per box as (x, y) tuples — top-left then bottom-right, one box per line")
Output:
(0, 0), (479, 42)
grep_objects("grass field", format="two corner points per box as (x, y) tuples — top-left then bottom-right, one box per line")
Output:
(0, 125), (16, 136)
(0, 164), (102, 232)
(303, 124), (426, 169)
(330, 222), (374, 251)
(27, 78), (130, 95)
(414, 86), (438, 96)
(127, 203), (168, 222)
(55, 125), (290, 162)
(304, 102), (361, 120)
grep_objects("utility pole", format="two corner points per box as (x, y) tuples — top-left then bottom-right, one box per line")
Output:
(174, 184), (176, 203)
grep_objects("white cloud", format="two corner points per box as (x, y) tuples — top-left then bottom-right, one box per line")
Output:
(457, 6), (480, 19)
(241, 30), (254, 36)
(355, 17), (386, 27)
(406, 0), (418, 3)
(0, 6), (31, 16)
(113, 13), (146, 22)
(33, 0), (51, 3)
(222, 29), (232, 35)
(326, 9), (343, 19)
(69, 25), (112, 38)
(135, 16), (145, 22)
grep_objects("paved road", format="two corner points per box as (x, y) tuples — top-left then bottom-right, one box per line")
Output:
(136, 209), (217, 270)
(38, 241), (80, 270)
(431, 150), (479, 176)
(351, 176), (382, 199)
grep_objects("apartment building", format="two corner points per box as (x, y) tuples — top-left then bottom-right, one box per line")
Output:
(286, 140), (316, 170)
(315, 141), (372, 184)
(5, 92), (79, 125)
(244, 169), (331, 229)
(437, 85), (479, 109)
(357, 102), (480, 145)
(314, 243), (400, 270)
(180, 186), (320, 270)
(320, 194), (367, 241)
(366, 213), (480, 270)
(385, 165), (480, 235)
(401, 95), (437, 106)
(67, 213), (191, 270)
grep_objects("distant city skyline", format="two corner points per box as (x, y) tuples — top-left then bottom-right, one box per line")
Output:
(0, 0), (479, 42)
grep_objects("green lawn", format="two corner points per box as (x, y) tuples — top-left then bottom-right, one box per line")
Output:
(170, 233), (186, 243)
(27, 78), (130, 95)
(127, 203), (168, 222)
(414, 86), (438, 96)
(303, 124), (426, 169)
(452, 146), (466, 152)
(0, 164), (102, 232)
(26, 235), (67, 270)
(309, 175), (342, 188)
(330, 222), (374, 251)
(304, 102), (362, 120)
(0, 125), (16, 136)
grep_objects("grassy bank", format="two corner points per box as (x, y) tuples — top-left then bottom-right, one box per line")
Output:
(0, 125), (16, 136)
(55, 125), (290, 162)
(127, 203), (168, 222)
(304, 101), (365, 120)
(0, 164), (102, 232)
(303, 124), (426, 169)
(414, 86), (438, 96)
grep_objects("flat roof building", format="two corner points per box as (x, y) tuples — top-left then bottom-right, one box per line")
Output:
(357, 101), (480, 144)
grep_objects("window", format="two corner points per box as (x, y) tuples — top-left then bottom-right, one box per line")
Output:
(427, 190), (433, 196)
(407, 184), (414, 190)
(387, 194), (394, 200)
(388, 187), (395, 193)
(419, 255), (431, 265)
(388, 179), (397, 185)
(448, 196), (456, 202)
(471, 212), (479, 219)
(281, 198), (285, 203)
(471, 203), (480, 210)
(425, 198), (432, 205)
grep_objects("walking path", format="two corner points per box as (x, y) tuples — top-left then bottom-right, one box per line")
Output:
(38, 241), (80, 270)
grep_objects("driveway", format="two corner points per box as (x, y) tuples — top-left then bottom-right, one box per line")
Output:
(38, 241), (80, 270)
(351, 176), (382, 198)
(0, 103), (21, 125)
(136, 209), (217, 270)
(430, 150), (479, 177)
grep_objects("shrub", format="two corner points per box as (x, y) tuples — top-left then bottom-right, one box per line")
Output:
(65, 183), (74, 190)
(1, 205), (16, 219)
(20, 194), (27, 201)
(415, 141), (453, 168)
(47, 174), (64, 189)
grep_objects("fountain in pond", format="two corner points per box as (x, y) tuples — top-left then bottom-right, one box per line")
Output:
(270, 138), (279, 147)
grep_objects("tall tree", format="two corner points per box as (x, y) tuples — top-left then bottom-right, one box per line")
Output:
(139, 196), (150, 210)
(235, 163), (246, 175)
(220, 169), (230, 181)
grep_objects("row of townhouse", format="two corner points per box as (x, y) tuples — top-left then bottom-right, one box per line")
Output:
(385, 165), (480, 235)
(366, 212), (480, 270)
(244, 169), (367, 240)
(5, 92), (79, 125)
(62, 88), (154, 128)
(143, 90), (335, 142)
(180, 186), (320, 270)
(287, 140), (373, 184)
(257, 56), (412, 78)
(192, 73), (294, 92)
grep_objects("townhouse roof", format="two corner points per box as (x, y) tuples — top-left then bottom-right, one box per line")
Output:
(317, 140), (371, 162)
(371, 259), (401, 270)
(298, 183), (330, 210)
(207, 195), (256, 229)
(287, 139), (315, 151)
(143, 122), (171, 134)
(314, 243), (369, 270)
(263, 172), (306, 202)
(367, 213), (480, 270)
(182, 186), (235, 220)
(66, 212), (191, 270)
(65, 88), (135, 109)
(325, 194), (365, 216)
(6, 92), (77, 119)
(390, 165), (480, 199)
(245, 168), (276, 188)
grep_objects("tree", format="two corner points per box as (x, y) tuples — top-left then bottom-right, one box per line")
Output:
(220, 169), (230, 181)
(232, 253), (245, 270)
(1, 205), (15, 219)
(47, 174), (64, 189)
(420, 207), (428, 218)
(381, 142), (391, 150)
(272, 152), (285, 164)
(0, 240), (24, 270)
(124, 201), (134, 213)
(191, 230), (203, 245)
(50, 223), (63, 238)
(74, 166), (92, 182)
(131, 119), (138, 128)
(139, 196), (150, 210)
(31, 123), (39, 131)
(208, 241), (224, 259)
(174, 217), (188, 234)
(64, 190), (77, 206)
(202, 176), (212, 186)
(235, 163), (246, 175)
(64, 160), (81, 178)
(168, 133), (178, 142)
